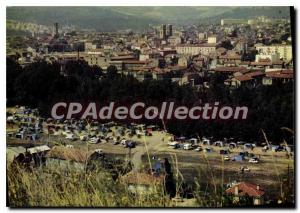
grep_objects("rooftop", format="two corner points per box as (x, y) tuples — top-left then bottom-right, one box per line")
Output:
(225, 182), (265, 197)
(121, 171), (164, 186)
(214, 66), (248, 73)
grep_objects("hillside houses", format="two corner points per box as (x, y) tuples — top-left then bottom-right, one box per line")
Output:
(209, 64), (294, 88)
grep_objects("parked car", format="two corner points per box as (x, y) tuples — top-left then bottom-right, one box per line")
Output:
(65, 134), (77, 141)
(121, 139), (127, 146)
(262, 145), (269, 152)
(173, 144), (180, 149)
(195, 147), (202, 152)
(62, 130), (72, 136)
(240, 166), (250, 172)
(168, 141), (179, 146)
(275, 146), (284, 152)
(224, 155), (230, 161)
(249, 157), (259, 163)
(183, 143), (193, 150)
(124, 141), (136, 148)
(89, 137), (100, 144)
(80, 135), (88, 141)
(94, 149), (103, 154)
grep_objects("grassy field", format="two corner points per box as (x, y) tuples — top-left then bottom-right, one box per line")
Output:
(7, 164), (173, 207)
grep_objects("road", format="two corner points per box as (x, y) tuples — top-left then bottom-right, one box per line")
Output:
(131, 131), (167, 171)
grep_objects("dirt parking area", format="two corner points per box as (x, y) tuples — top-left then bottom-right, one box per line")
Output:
(7, 127), (294, 195)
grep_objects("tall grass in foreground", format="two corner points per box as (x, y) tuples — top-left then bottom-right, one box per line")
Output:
(7, 164), (172, 207)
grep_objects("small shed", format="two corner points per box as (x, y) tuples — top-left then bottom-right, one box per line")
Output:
(6, 146), (27, 163)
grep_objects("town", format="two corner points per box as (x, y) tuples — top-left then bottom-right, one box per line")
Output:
(6, 7), (295, 208)
(7, 15), (293, 88)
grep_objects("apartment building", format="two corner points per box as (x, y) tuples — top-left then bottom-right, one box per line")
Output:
(255, 44), (292, 62)
(175, 44), (216, 56)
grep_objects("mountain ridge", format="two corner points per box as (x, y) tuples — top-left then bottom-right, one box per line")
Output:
(7, 6), (291, 31)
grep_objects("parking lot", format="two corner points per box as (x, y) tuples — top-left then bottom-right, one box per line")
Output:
(7, 106), (294, 197)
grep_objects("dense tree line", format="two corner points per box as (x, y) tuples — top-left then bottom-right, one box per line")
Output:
(7, 58), (294, 144)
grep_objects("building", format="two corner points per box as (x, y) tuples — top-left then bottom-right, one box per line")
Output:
(198, 32), (207, 40)
(175, 44), (216, 56)
(52, 22), (59, 38)
(180, 72), (202, 86)
(226, 75), (255, 88)
(83, 53), (109, 69)
(110, 55), (136, 61)
(178, 56), (189, 67)
(221, 19), (248, 26)
(167, 36), (182, 46)
(72, 41), (85, 52)
(167, 24), (173, 37)
(218, 52), (242, 65)
(152, 70), (167, 81)
(234, 39), (248, 54)
(213, 66), (248, 75)
(159, 24), (167, 39)
(134, 71), (153, 82)
(108, 61), (123, 71)
(225, 182), (265, 205)
(121, 171), (164, 194)
(263, 69), (294, 85)
(255, 44), (293, 62)
(8, 145), (51, 167)
(159, 49), (177, 57)
(85, 42), (97, 51)
(207, 35), (218, 44)
(255, 53), (280, 63)
(123, 60), (149, 71)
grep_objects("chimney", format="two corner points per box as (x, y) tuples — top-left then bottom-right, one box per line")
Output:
(234, 185), (239, 196)
(256, 184), (260, 190)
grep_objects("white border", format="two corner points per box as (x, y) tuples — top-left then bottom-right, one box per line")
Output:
(2, 1), (299, 213)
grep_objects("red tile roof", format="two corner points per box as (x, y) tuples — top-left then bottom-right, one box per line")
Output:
(123, 60), (149, 64)
(219, 55), (242, 60)
(266, 72), (294, 79)
(258, 58), (271, 63)
(272, 60), (284, 65)
(226, 182), (265, 197)
(250, 61), (272, 66)
(121, 171), (164, 186)
(110, 55), (135, 60)
(240, 61), (250, 65)
(176, 43), (216, 47)
(281, 69), (294, 74)
(234, 75), (253, 82)
(214, 66), (247, 73)
(246, 71), (265, 77)
(183, 72), (201, 80)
